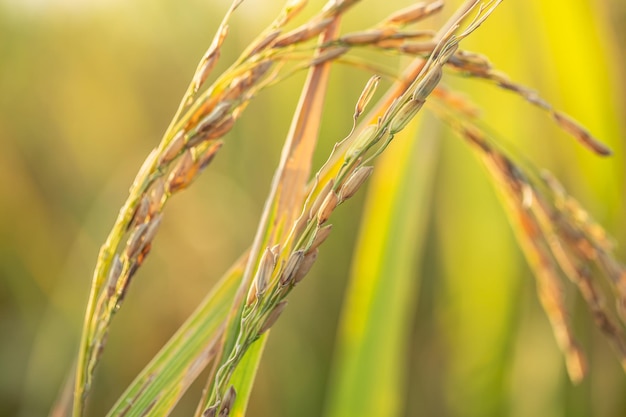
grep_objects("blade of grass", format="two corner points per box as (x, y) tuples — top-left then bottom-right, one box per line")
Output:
(323, 113), (440, 417)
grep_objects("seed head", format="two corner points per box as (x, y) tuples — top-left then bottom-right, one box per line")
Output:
(142, 213), (162, 247)
(203, 405), (218, 417)
(158, 130), (187, 166)
(254, 246), (278, 297)
(346, 124), (377, 161)
(192, 52), (219, 95)
(449, 50), (492, 75)
(167, 150), (198, 193)
(126, 223), (149, 260)
(340, 29), (388, 46)
(274, 17), (334, 47)
(136, 242), (152, 267)
(248, 60), (273, 85)
(128, 195), (150, 231)
(553, 112), (612, 156)
(310, 46), (349, 66)
(354, 75), (380, 120)
(197, 141), (224, 172)
(195, 102), (232, 135)
(383, 1), (444, 26)
(434, 39), (459, 64)
(192, 23), (229, 94)
(222, 75), (252, 102)
(106, 255), (123, 297)
(389, 98), (424, 134)
(206, 116), (235, 141)
(317, 191), (338, 225)
(246, 29), (282, 58)
(308, 224), (332, 252)
(246, 285), (258, 307)
(219, 386), (237, 417)
(259, 300), (288, 335)
(291, 212), (309, 242)
(280, 250), (305, 287)
(148, 178), (166, 213)
(400, 41), (437, 54)
(294, 249), (318, 283)
(411, 65), (443, 102)
(381, 97), (400, 126)
(309, 180), (334, 220)
(339, 165), (374, 201)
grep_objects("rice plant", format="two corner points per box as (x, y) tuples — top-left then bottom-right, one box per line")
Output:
(38, 0), (625, 416)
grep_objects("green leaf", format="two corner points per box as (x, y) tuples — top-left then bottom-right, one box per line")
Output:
(323, 114), (439, 417)
(106, 256), (246, 417)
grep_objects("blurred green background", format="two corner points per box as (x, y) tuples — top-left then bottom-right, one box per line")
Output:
(1, 0), (625, 416)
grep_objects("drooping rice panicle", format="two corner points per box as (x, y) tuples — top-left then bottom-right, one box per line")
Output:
(187, 1), (243, 103)
(434, 104), (626, 380)
(528, 183), (626, 371)
(380, 0), (445, 27)
(428, 82), (618, 289)
(332, 10), (612, 156)
(448, 121), (588, 382)
(446, 49), (613, 156)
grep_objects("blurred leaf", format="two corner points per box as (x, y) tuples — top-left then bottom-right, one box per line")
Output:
(323, 114), (439, 417)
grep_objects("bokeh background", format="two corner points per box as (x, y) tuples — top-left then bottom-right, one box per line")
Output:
(1, 0), (625, 416)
